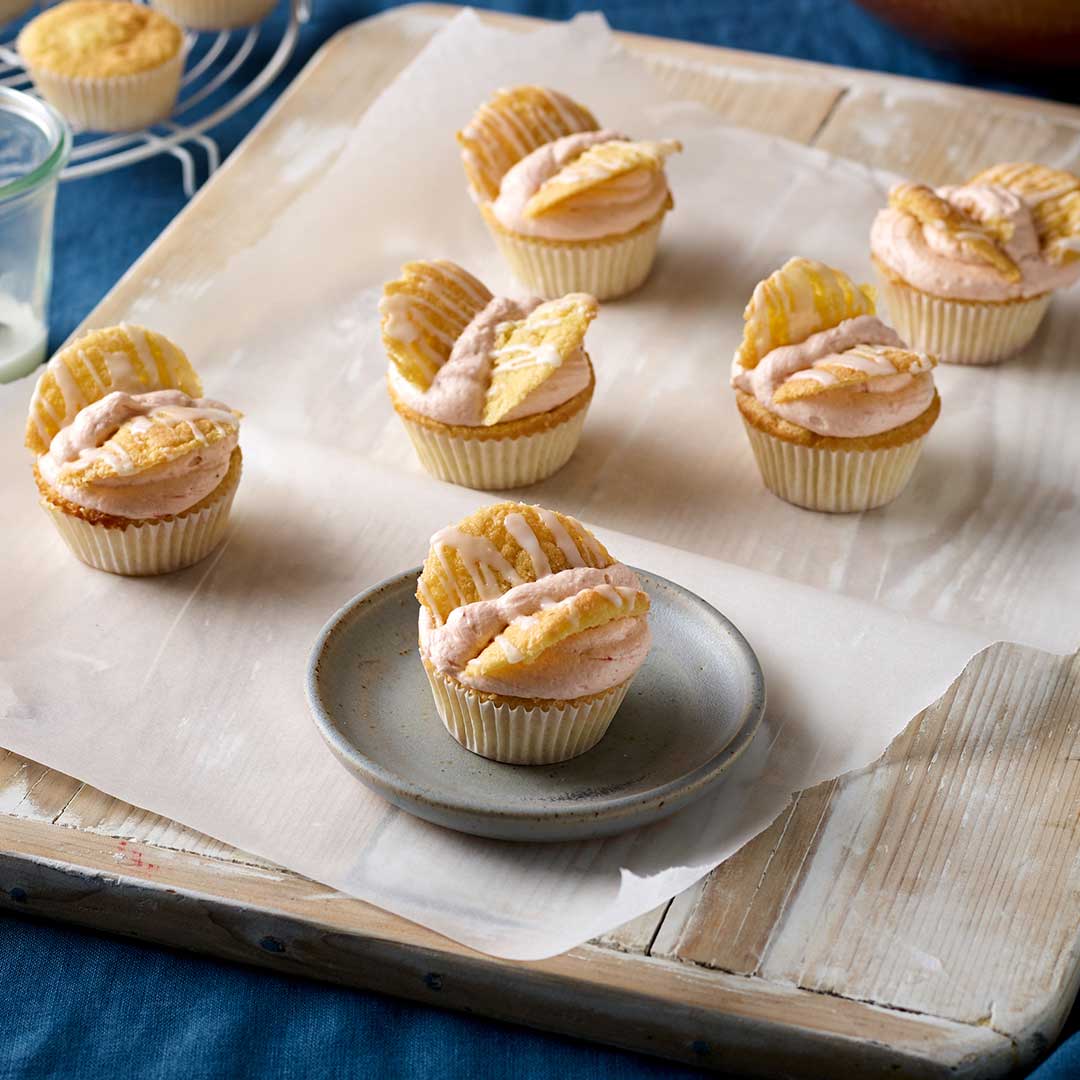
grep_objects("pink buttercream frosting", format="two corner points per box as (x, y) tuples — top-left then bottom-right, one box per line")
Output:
(38, 389), (238, 519)
(731, 314), (936, 438)
(871, 182), (1080, 301)
(491, 129), (671, 241)
(388, 295), (592, 426)
(420, 563), (650, 699)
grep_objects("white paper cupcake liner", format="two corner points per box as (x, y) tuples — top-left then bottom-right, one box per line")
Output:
(151, 0), (276, 29)
(41, 460), (240, 576)
(399, 404), (588, 490)
(875, 273), (1051, 366)
(26, 50), (184, 132)
(742, 419), (926, 513)
(424, 663), (633, 765)
(484, 210), (666, 301)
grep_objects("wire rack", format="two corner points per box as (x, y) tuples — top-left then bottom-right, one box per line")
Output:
(0, 0), (308, 195)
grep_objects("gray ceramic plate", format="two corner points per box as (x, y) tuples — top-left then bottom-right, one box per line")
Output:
(307, 567), (765, 843)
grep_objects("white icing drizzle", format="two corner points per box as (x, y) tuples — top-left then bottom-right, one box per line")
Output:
(103, 347), (140, 391)
(48, 355), (85, 426)
(988, 164), (1076, 206)
(79, 349), (109, 394)
(498, 634), (525, 665)
(121, 323), (158, 381)
(537, 507), (585, 567)
(561, 510), (607, 563)
(778, 342), (935, 395)
(417, 576), (440, 622)
(382, 293), (459, 349)
(428, 525), (525, 605)
(473, 88), (580, 157)
(29, 328), (156, 446)
(490, 341), (562, 373)
(187, 419), (210, 445)
(504, 512), (552, 578)
(47, 392), (237, 479)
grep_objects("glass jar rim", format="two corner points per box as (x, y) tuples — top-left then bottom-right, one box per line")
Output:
(0, 87), (72, 202)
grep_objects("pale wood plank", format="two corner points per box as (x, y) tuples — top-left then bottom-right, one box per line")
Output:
(0, 755), (82, 822)
(643, 55), (842, 143)
(659, 644), (1080, 1064)
(53, 786), (278, 867)
(652, 780), (840, 973)
(0, 814), (1013, 1079)
(453, 3), (1080, 127)
(814, 85), (1080, 181)
(595, 902), (670, 954)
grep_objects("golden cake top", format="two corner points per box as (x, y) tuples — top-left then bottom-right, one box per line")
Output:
(888, 182), (1020, 281)
(379, 260), (493, 391)
(25, 324), (201, 455)
(482, 293), (597, 425)
(771, 343), (936, 405)
(379, 259), (597, 429)
(417, 501), (613, 626)
(46, 390), (239, 488)
(416, 502), (649, 697)
(522, 138), (682, 220)
(458, 85), (599, 204)
(18, 1), (183, 79)
(967, 162), (1080, 265)
(735, 257), (876, 371)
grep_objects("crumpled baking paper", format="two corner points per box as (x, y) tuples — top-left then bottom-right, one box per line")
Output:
(1, 11), (1075, 959)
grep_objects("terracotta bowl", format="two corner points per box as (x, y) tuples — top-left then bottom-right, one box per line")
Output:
(855, 0), (1080, 66)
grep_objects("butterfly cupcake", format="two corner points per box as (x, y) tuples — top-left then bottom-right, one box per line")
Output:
(417, 501), (651, 764)
(458, 85), (681, 300)
(381, 259), (596, 489)
(871, 164), (1080, 365)
(731, 257), (940, 513)
(26, 324), (241, 575)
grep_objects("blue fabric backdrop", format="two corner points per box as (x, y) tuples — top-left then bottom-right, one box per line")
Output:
(3, 1), (1078, 1077)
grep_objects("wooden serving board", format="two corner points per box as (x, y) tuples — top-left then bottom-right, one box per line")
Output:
(3, 6), (1080, 1076)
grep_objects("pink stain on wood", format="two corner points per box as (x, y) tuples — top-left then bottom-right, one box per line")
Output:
(113, 840), (156, 874)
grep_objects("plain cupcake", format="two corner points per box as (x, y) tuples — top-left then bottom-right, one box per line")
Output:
(26, 324), (241, 576)
(380, 259), (597, 490)
(18, 0), (184, 131)
(870, 164), (1080, 365)
(151, 0), (275, 31)
(458, 85), (681, 301)
(731, 257), (940, 513)
(417, 501), (651, 764)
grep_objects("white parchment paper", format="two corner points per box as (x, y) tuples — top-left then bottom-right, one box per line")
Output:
(2, 12), (1077, 959)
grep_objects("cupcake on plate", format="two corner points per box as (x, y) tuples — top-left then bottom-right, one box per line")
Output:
(417, 501), (651, 765)
(151, 0), (275, 31)
(26, 324), (241, 576)
(871, 164), (1080, 365)
(731, 257), (940, 513)
(380, 259), (597, 490)
(18, 0), (184, 132)
(458, 85), (682, 301)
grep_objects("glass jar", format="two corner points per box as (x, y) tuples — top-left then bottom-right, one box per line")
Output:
(0, 87), (71, 383)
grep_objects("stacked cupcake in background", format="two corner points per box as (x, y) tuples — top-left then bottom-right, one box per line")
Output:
(18, 0), (185, 131)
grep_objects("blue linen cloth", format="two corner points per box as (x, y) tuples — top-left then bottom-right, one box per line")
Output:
(3, 1), (1078, 1077)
